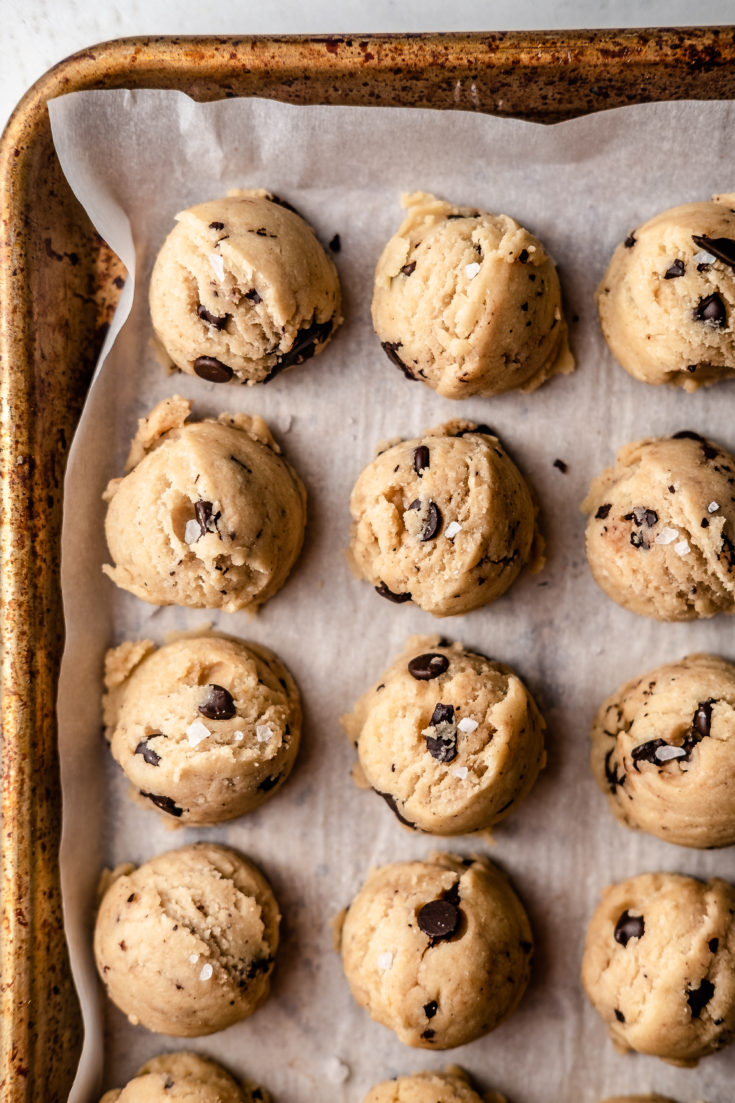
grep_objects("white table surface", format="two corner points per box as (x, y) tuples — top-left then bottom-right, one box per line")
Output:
(2, 0), (734, 133)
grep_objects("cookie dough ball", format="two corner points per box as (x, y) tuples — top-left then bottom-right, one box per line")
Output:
(339, 854), (532, 1049)
(582, 433), (735, 621)
(103, 396), (306, 612)
(372, 191), (573, 398)
(343, 635), (545, 835)
(363, 1068), (496, 1103)
(348, 421), (542, 617)
(94, 843), (280, 1036)
(150, 189), (341, 384)
(103, 634), (301, 825)
(592, 653), (735, 849)
(581, 872), (735, 1066)
(99, 1052), (263, 1103)
(597, 194), (735, 390)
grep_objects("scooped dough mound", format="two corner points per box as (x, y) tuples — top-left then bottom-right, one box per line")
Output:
(362, 1068), (497, 1103)
(343, 634), (545, 835)
(582, 433), (735, 621)
(94, 843), (280, 1036)
(597, 193), (735, 390)
(103, 634), (301, 825)
(591, 653), (735, 849)
(581, 871), (735, 1066)
(103, 396), (306, 612)
(99, 1051), (264, 1103)
(348, 420), (543, 617)
(150, 189), (341, 384)
(371, 191), (573, 398)
(338, 853), (532, 1049)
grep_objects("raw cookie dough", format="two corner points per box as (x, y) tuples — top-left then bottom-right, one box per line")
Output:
(348, 421), (542, 617)
(103, 634), (301, 825)
(338, 853), (532, 1049)
(343, 634), (545, 835)
(363, 1068), (503, 1103)
(150, 188), (341, 384)
(592, 653), (735, 849)
(94, 843), (280, 1036)
(597, 194), (735, 390)
(581, 871), (735, 1066)
(103, 396), (306, 612)
(99, 1052), (265, 1103)
(582, 432), (735, 621)
(371, 191), (573, 398)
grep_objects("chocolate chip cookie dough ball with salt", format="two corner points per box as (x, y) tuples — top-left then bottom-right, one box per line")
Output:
(597, 194), (735, 390)
(363, 1069), (503, 1103)
(581, 872), (735, 1065)
(103, 396), (306, 612)
(103, 634), (301, 824)
(372, 191), (573, 397)
(348, 421), (543, 617)
(338, 853), (532, 1049)
(343, 635), (545, 835)
(582, 432), (735, 621)
(99, 1052), (264, 1103)
(149, 189), (341, 384)
(592, 653), (735, 849)
(94, 843), (280, 1036)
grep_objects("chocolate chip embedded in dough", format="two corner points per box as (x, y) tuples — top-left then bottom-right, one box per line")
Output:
(692, 234), (735, 269)
(401, 261), (416, 276)
(614, 910), (645, 946)
(375, 581), (412, 604)
(140, 791), (183, 817)
(199, 684), (236, 721)
(664, 259), (686, 279)
(595, 503), (612, 520)
(193, 356), (233, 382)
(417, 899), (460, 939)
(413, 445), (430, 475)
(695, 293), (727, 326)
(408, 653), (450, 681)
(687, 978), (715, 1019)
(381, 340), (417, 380)
(196, 303), (229, 329)
(423, 999), (438, 1018)
(134, 738), (161, 766)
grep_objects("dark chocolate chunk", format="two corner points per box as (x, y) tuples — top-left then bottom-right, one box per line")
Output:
(257, 774), (282, 792)
(209, 221), (225, 230)
(424, 999), (438, 1018)
(244, 288), (262, 303)
(421, 1029), (435, 1040)
(630, 530), (650, 550)
(401, 261), (416, 276)
(140, 792), (183, 817)
(692, 234), (735, 269)
(381, 340), (416, 380)
(267, 317), (334, 378)
(328, 233), (341, 252)
(625, 506), (658, 527)
(595, 503), (612, 520)
(413, 445), (430, 475)
(430, 703), (455, 726)
(614, 1008), (626, 1022)
(134, 738), (161, 767)
(709, 938), (719, 953)
(417, 899), (460, 939)
(407, 499), (442, 541)
(424, 703), (457, 763)
(375, 581), (411, 604)
(246, 955), (272, 978)
(624, 233), (636, 248)
(614, 910), (645, 946)
(687, 978), (715, 1019)
(605, 748), (624, 793)
(672, 430), (706, 443)
(518, 248), (529, 263)
(193, 356), (233, 382)
(194, 500), (219, 536)
(453, 423), (494, 438)
(695, 293), (726, 326)
(375, 789), (415, 829)
(266, 193), (299, 214)
(408, 653), (450, 681)
(693, 699), (715, 739)
(664, 259), (686, 279)
(553, 458), (568, 473)
(199, 684), (236, 721)
(196, 303), (229, 329)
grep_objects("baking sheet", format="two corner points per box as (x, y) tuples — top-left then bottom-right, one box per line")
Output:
(48, 89), (735, 1103)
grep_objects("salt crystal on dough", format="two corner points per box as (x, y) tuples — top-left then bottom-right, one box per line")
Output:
(184, 519), (201, 544)
(445, 521), (462, 539)
(186, 719), (211, 747)
(465, 262), (481, 279)
(233, 730), (244, 742)
(189, 953), (199, 964)
(377, 951), (393, 971)
(656, 745), (686, 762)
(708, 501), (720, 513)
(458, 717), (478, 733)
(208, 252), (225, 281)
(674, 539), (691, 557)
(451, 766), (469, 780)
(199, 963), (213, 981)
(654, 527), (679, 545)
(693, 249), (716, 266)
(256, 723), (275, 743)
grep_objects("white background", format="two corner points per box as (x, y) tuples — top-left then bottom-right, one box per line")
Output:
(2, 0), (735, 135)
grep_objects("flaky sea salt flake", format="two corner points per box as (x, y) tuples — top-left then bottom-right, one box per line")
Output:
(465, 262), (481, 280)
(693, 249), (716, 266)
(186, 719), (211, 747)
(458, 717), (478, 734)
(445, 521), (462, 539)
(208, 252), (225, 281)
(674, 539), (691, 557)
(233, 730), (244, 742)
(654, 527), (679, 545)
(199, 963), (213, 981)
(451, 766), (469, 780)
(256, 723), (275, 743)
(655, 744), (687, 762)
(189, 953), (199, 964)
(377, 951), (393, 972)
(184, 519), (201, 544)
(708, 501), (720, 513)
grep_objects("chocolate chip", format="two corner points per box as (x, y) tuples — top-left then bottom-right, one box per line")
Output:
(693, 699), (715, 739)
(413, 445), (430, 475)
(196, 303), (229, 329)
(267, 317), (334, 379)
(664, 259), (686, 279)
(709, 938), (719, 953)
(401, 261), (416, 276)
(425, 703), (457, 763)
(424, 1000), (438, 1018)
(257, 774), (282, 792)
(625, 506), (658, 527)
(375, 581), (411, 603)
(209, 221), (225, 230)
(430, 703), (454, 726)
(199, 684), (236, 720)
(266, 193), (299, 214)
(624, 233), (636, 248)
(673, 430), (705, 443)
(417, 899), (460, 939)
(194, 500), (219, 536)
(408, 653), (449, 680)
(244, 288), (262, 303)
(329, 233), (341, 252)
(421, 1029), (435, 1040)
(193, 356), (233, 382)
(381, 340), (416, 380)
(695, 293), (726, 326)
(595, 503), (612, 520)
(630, 531), (650, 550)
(374, 789), (416, 829)
(134, 739), (161, 766)
(687, 978), (715, 1019)
(614, 910), (645, 946)
(407, 499), (442, 541)
(140, 792), (183, 817)
(518, 248), (529, 263)
(692, 234), (735, 269)
(614, 1009), (626, 1022)
(604, 749), (624, 793)
(453, 423), (495, 438)
(553, 458), (568, 473)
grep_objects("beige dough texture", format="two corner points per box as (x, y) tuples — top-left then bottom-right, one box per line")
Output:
(348, 420), (542, 617)
(597, 193), (735, 390)
(103, 634), (301, 825)
(338, 853), (532, 1050)
(99, 1051), (266, 1103)
(371, 191), (573, 398)
(582, 433), (735, 621)
(149, 188), (341, 385)
(94, 843), (280, 1036)
(591, 653), (735, 849)
(103, 396), (306, 612)
(363, 1068), (505, 1103)
(581, 871), (735, 1066)
(343, 634), (545, 835)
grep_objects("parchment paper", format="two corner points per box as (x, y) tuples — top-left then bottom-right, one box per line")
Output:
(48, 89), (735, 1103)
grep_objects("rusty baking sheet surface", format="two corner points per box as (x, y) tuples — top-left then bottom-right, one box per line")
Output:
(1, 28), (734, 1103)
